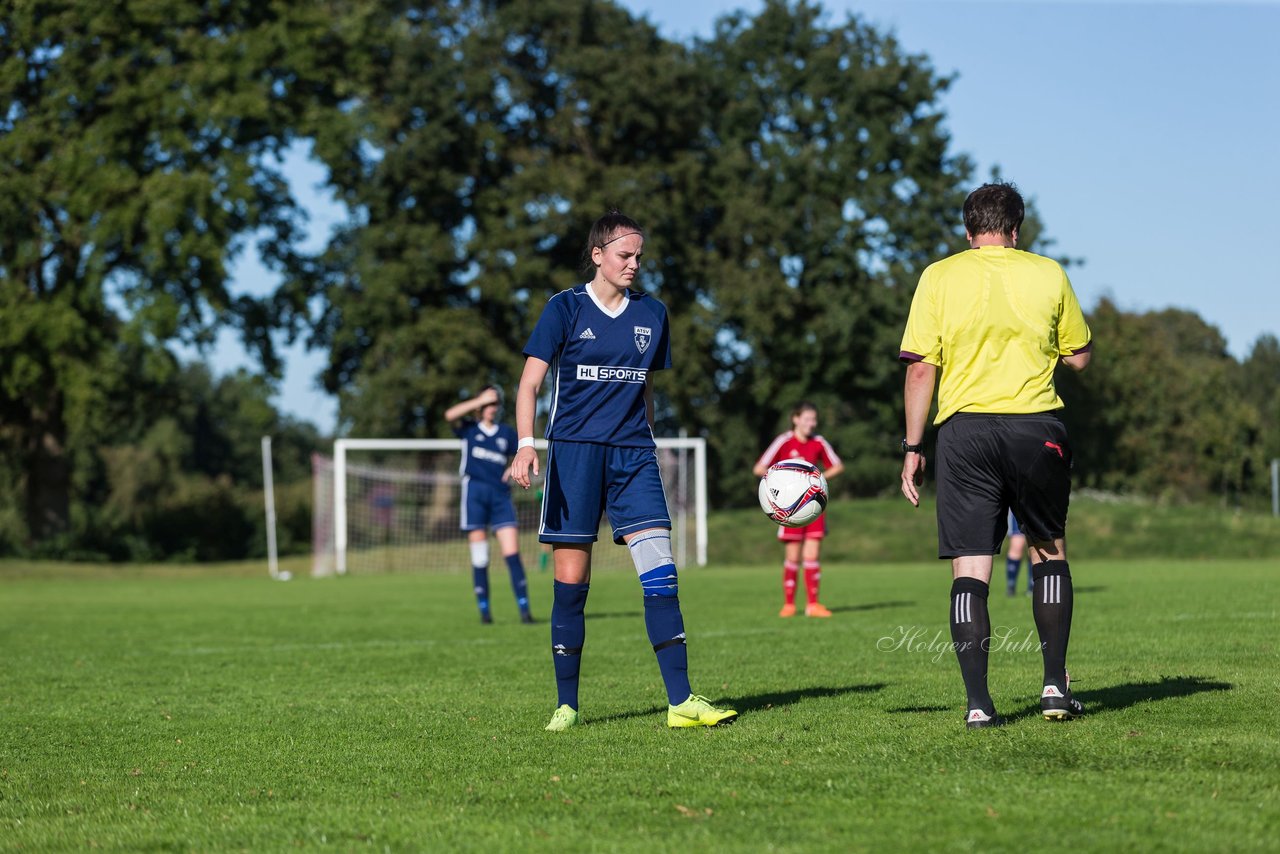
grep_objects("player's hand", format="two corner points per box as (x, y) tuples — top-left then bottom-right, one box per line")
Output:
(900, 453), (926, 507)
(478, 388), (500, 406)
(510, 446), (539, 489)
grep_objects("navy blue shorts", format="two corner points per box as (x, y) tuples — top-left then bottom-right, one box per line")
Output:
(539, 441), (671, 545)
(461, 477), (517, 531)
(935, 413), (1072, 558)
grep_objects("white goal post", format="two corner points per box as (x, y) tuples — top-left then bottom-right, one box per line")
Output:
(316, 436), (708, 576)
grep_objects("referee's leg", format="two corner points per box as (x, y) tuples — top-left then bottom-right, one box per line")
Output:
(951, 555), (997, 722)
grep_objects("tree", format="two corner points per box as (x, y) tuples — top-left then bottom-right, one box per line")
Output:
(1057, 300), (1260, 502)
(669, 0), (977, 498)
(294, 0), (993, 506)
(0, 0), (334, 541)
(289, 0), (710, 438)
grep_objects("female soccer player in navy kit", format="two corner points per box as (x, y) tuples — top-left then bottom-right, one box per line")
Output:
(510, 211), (737, 731)
(444, 386), (533, 624)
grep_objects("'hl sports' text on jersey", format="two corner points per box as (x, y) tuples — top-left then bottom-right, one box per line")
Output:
(524, 285), (672, 448)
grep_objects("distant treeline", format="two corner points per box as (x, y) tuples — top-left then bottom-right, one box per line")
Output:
(2, 1), (1277, 560)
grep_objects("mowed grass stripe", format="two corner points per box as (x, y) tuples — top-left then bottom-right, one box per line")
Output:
(2, 560), (1277, 851)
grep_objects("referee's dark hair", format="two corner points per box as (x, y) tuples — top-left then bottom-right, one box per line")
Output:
(963, 182), (1025, 238)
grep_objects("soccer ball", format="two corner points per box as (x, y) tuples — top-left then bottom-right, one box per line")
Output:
(758, 460), (828, 527)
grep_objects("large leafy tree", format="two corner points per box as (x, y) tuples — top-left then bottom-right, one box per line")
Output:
(1057, 300), (1260, 501)
(0, 0), (336, 540)
(293, 0), (707, 437)
(297, 0), (992, 505)
(667, 0), (976, 497)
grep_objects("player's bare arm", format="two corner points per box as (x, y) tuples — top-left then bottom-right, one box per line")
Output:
(511, 357), (549, 489)
(444, 388), (498, 423)
(900, 361), (937, 507)
(1061, 350), (1091, 372)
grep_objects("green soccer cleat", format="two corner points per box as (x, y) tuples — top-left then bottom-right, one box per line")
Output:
(545, 704), (579, 732)
(667, 694), (738, 728)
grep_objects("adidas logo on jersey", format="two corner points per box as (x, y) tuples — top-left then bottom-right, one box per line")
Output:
(579, 328), (596, 340)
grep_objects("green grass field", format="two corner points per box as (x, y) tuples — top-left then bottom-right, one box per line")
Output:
(3, 552), (1278, 851)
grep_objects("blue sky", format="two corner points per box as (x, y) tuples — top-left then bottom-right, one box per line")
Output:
(214, 0), (1279, 434)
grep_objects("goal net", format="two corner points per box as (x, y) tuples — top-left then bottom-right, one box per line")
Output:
(312, 438), (707, 577)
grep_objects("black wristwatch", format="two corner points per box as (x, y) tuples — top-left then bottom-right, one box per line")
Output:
(901, 439), (925, 454)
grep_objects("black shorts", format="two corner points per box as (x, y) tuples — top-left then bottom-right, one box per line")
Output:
(934, 413), (1073, 558)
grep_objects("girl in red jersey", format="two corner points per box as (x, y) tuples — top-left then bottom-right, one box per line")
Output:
(753, 402), (844, 617)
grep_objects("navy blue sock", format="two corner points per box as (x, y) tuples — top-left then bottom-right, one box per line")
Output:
(505, 553), (530, 615)
(643, 596), (691, 705)
(1005, 557), (1020, 591)
(472, 566), (490, 618)
(550, 581), (589, 710)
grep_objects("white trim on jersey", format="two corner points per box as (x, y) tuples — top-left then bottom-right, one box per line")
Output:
(546, 353), (561, 437)
(816, 434), (843, 468)
(755, 432), (793, 469)
(460, 474), (471, 528)
(585, 282), (630, 319)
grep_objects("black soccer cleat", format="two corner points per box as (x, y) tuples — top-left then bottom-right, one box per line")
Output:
(521, 613), (536, 624)
(1040, 684), (1083, 721)
(965, 708), (1006, 729)
(480, 612), (493, 625)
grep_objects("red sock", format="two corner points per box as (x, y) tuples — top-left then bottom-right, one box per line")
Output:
(782, 561), (798, 606)
(803, 561), (821, 605)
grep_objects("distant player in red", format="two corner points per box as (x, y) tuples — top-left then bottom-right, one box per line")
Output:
(753, 402), (844, 617)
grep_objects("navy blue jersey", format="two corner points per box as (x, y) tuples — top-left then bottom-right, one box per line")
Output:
(453, 420), (518, 486)
(524, 285), (672, 447)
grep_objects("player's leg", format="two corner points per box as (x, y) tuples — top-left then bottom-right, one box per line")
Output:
(540, 441), (604, 730)
(1013, 415), (1081, 720)
(461, 478), (493, 623)
(802, 526), (830, 617)
(936, 415), (1008, 728)
(1027, 538), (1080, 719)
(951, 554), (997, 726)
(779, 537), (801, 617)
(610, 448), (736, 727)
(467, 529), (492, 625)
(1005, 512), (1025, 596)
(494, 510), (533, 622)
(546, 544), (592, 730)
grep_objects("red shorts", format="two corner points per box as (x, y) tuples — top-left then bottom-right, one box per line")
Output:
(777, 514), (826, 542)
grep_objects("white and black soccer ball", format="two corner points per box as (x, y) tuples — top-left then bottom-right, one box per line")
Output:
(758, 460), (829, 527)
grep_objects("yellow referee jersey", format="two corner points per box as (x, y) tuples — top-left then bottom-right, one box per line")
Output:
(899, 246), (1092, 424)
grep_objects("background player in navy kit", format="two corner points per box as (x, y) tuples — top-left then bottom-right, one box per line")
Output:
(510, 211), (737, 731)
(1005, 510), (1031, 597)
(444, 386), (533, 624)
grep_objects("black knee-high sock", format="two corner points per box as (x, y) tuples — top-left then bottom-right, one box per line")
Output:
(1032, 560), (1074, 691)
(950, 577), (994, 714)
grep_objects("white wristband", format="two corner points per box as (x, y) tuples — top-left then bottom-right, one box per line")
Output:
(518, 437), (536, 450)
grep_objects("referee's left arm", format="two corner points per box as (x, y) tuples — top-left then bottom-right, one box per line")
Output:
(900, 361), (936, 507)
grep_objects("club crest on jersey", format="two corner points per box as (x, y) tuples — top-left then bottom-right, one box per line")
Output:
(634, 325), (652, 354)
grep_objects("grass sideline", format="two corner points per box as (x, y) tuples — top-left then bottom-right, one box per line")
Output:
(2, 558), (1278, 850)
(709, 493), (1280, 565)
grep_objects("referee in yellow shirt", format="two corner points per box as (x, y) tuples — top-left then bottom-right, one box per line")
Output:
(898, 182), (1092, 730)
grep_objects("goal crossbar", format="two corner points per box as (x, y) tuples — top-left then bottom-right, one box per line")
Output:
(332, 437), (708, 574)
